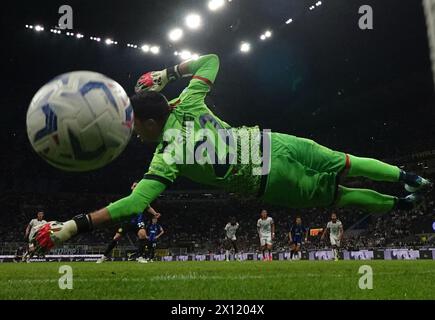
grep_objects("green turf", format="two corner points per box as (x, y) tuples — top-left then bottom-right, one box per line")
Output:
(0, 260), (434, 300)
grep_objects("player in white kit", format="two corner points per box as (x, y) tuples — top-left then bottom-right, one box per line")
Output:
(321, 212), (343, 261)
(257, 209), (275, 261)
(23, 211), (47, 262)
(224, 217), (240, 261)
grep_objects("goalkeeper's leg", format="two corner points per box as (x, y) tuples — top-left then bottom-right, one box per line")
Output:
(335, 185), (423, 213)
(347, 155), (432, 192)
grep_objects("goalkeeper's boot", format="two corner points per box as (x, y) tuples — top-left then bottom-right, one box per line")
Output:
(401, 172), (433, 193)
(397, 193), (425, 211)
(96, 256), (108, 264)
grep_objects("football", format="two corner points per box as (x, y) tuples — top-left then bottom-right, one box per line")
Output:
(26, 71), (134, 172)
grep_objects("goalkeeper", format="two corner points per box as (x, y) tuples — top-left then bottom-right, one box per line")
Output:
(32, 54), (432, 252)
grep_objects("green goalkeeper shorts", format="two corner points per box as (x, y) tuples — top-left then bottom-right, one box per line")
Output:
(261, 133), (349, 208)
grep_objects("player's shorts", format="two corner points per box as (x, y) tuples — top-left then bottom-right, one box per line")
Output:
(259, 234), (272, 246)
(224, 237), (238, 250)
(147, 239), (157, 248)
(330, 236), (341, 247)
(261, 133), (348, 208)
(117, 214), (145, 235)
(28, 228), (39, 244)
(291, 237), (302, 246)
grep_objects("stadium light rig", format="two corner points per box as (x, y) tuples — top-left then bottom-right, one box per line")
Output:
(141, 44), (150, 52)
(34, 25), (44, 32)
(260, 30), (272, 40)
(185, 13), (202, 30)
(150, 46), (160, 54)
(105, 38), (117, 45)
(240, 42), (251, 53)
(208, 0), (225, 11)
(179, 50), (192, 60)
(285, 18), (293, 24)
(168, 28), (184, 42)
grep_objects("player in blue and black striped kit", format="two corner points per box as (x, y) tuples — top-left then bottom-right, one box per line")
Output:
(97, 182), (161, 264)
(288, 217), (308, 260)
(145, 217), (164, 262)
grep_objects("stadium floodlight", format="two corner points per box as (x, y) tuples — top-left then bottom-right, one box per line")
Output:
(34, 25), (44, 32)
(309, 6), (315, 10)
(180, 50), (192, 60)
(286, 18), (293, 24)
(150, 46), (160, 54)
(25, 25), (29, 28)
(208, 0), (225, 11)
(168, 28), (184, 42)
(174, 51), (179, 56)
(105, 38), (114, 45)
(76, 33), (84, 39)
(141, 44), (150, 52)
(260, 34), (266, 40)
(185, 13), (202, 30)
(192, 53), (200, 60)
(316, 1), (322, 6)
(240, 42), (251, 53)
(265, 30), (272, 38)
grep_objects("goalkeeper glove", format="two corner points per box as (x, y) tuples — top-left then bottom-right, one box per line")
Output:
(135, 65), (182, 93)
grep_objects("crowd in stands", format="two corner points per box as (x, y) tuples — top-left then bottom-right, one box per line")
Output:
(0, 185), (433, 254)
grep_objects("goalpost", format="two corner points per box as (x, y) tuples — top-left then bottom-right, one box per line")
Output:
(423, 0), (435, 89)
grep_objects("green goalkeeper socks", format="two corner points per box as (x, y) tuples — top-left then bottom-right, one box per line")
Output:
(347, 155), (401, 182)
(336, 186), (397, 213)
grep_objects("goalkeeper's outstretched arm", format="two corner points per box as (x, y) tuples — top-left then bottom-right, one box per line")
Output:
(32, 179), (166, 253)
(135, 54), (220, 95)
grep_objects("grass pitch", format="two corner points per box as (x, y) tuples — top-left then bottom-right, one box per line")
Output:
(1, 260), (434, 300)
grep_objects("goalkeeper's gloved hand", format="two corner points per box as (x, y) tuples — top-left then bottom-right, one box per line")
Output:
(135, 66), (182, 93)
(29, 221), (77, 255)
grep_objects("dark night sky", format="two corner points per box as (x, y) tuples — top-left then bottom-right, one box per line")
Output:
(1, 0), (434, 194)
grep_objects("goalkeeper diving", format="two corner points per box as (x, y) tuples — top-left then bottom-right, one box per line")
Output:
(31, 53), (432, 253)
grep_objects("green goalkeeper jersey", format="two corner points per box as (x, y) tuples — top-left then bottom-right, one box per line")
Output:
(144, 54), (268, 196)
(107, 54), (346, 222)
